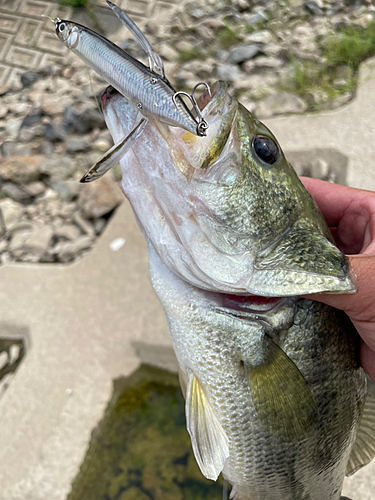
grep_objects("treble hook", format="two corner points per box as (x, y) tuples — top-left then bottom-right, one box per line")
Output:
(192, 82), (211, 100)
(173, 89), (209, 137)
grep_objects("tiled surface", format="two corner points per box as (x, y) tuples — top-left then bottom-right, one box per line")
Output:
(0, 0), (72, 86)
(0, 0), (175, 87)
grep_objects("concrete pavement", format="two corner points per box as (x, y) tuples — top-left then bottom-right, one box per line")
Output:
(0, 42), (374, 500)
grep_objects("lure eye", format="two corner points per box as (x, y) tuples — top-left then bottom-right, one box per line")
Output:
(252, 135), (279, 165)
(58, 23), (66, 32)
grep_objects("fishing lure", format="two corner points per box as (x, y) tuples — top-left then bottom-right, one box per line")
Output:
(52, 2), (210, 181)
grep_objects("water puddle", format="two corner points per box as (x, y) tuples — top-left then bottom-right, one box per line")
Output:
(67, 364), (223, 500)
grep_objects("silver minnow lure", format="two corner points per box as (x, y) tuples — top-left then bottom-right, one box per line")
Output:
(53, 16), (206, 137)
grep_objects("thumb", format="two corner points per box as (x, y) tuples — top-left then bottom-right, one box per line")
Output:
(302, 255), (375, 351)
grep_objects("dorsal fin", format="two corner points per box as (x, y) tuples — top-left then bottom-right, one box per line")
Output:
(186, 371), (229, 480)
(106, 1), (165, 77)
(247, 335), (318, 443)
(346, 393), (375, 476)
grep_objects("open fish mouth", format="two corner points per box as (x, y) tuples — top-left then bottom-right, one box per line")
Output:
(102, 82), (356, 297)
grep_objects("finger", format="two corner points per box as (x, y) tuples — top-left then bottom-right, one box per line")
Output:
(302, 255), (375, 350)
(300, 177), (375, 228)
(300, 178), (375, 254)
(360, 341), (375, 383)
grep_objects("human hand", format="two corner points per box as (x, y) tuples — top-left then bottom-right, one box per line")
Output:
(300, 177), (375, 381)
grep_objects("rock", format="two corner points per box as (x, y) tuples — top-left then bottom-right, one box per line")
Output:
(21, 225), (54, 257)
(243, 56), (284, 72)
(0, 105), (8, 119)
(66, 136), (91, 153)
(158, 45), (179, 62)
(0, 84), (10, 96)
(38, 65), (57, 78)
(75, 108), (105, 133)
(72, 211), (95, 236)
(40, 156), (76, 182)
(0, 141), (32, 158)
(303, 1), (323, 15)
(18, 124), (46, 142)
(77, 175), (123, 219)
(53, 235), (93, 263)
(9, 229), (33, 252)
(21, 108), (43, 128)
(0, 199), (24, 233)
(54, 224), (81, 241)
(226, 44), (263, 65)
(245, 10), (268, 26)
(216, 64), (242, 82)
(44, 121), (68, 142)
(51, 180), (80, 201)
(25, 181), (46, 198)
(20, 71), (40, 88)
(1, 183), (31, 202)
(244, 30), (274, 44)
(255, 92), (308, 118)
(0, 155), (44, 184)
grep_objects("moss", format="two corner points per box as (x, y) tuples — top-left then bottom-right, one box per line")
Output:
(67, 364), (223, 500)
(178, 47), (204, 63)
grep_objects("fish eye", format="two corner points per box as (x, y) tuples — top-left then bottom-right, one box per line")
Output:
(58, 23), (66, 32)
(252, 135), (279, 165)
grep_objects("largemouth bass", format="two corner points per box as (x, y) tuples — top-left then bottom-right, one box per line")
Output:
(100, 82), (375, 500)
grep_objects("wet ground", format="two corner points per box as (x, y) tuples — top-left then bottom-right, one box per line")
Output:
(67, 365), (223, 500)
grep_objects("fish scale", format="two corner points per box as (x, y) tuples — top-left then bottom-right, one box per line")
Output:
(100, 81), (375, 499)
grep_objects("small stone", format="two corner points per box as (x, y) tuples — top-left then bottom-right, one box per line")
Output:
(244, 31), (274, 44)
(226, 44), (263, 65)
(255, 92), (308, 118)
(66, 136), (91, 153)
(40, 156), (76, 182)
(77, 175), (123, 219)
(8, 221), (35, 236)
(9, 229), (33, 252)
(53, 235), (93, 263)
(0, 199), (24, 233)
(303, 1), (323, 15)
(0, 105), (8, 119)
(21, 108), (43, 128)
(18, 124), (46, 142)
(51, 180), (80, 201)
(1, 182), (31, 202)
(44, 121), (68, 142)
(72, 211), (95, 236)
(0, 141), (32, 158)
(216, 64), (242, 82)
(158, 44), (179, 62)
(75, 108), (105, 134)
(54, 224), (81, 241)
(93, 217), (107, 235)
(0, 84), (10, 96)
(25, 181), (46, 197)
(246, 10), (268, 26)
(20, 71), (40, 88)
(22, 225), (54, 256)
(38, 65), (57, 78)
(0, 155), (44, 184)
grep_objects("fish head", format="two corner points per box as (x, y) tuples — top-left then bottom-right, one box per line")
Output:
(54, 19), (80, 49)
(102, 82), (355, 296)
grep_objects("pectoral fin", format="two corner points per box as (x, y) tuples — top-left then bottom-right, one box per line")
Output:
(346, 393), (375, 476)
(186, 371), (229, 480)
(80, 118), (147, 183)
(248, 335), (318, 442)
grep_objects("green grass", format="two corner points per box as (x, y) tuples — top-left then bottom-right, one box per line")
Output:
(178, 47), (204, 63)
(58, 0), (88, 7)
(280, 19), (375, 109)
(217, 25), (242, 50)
